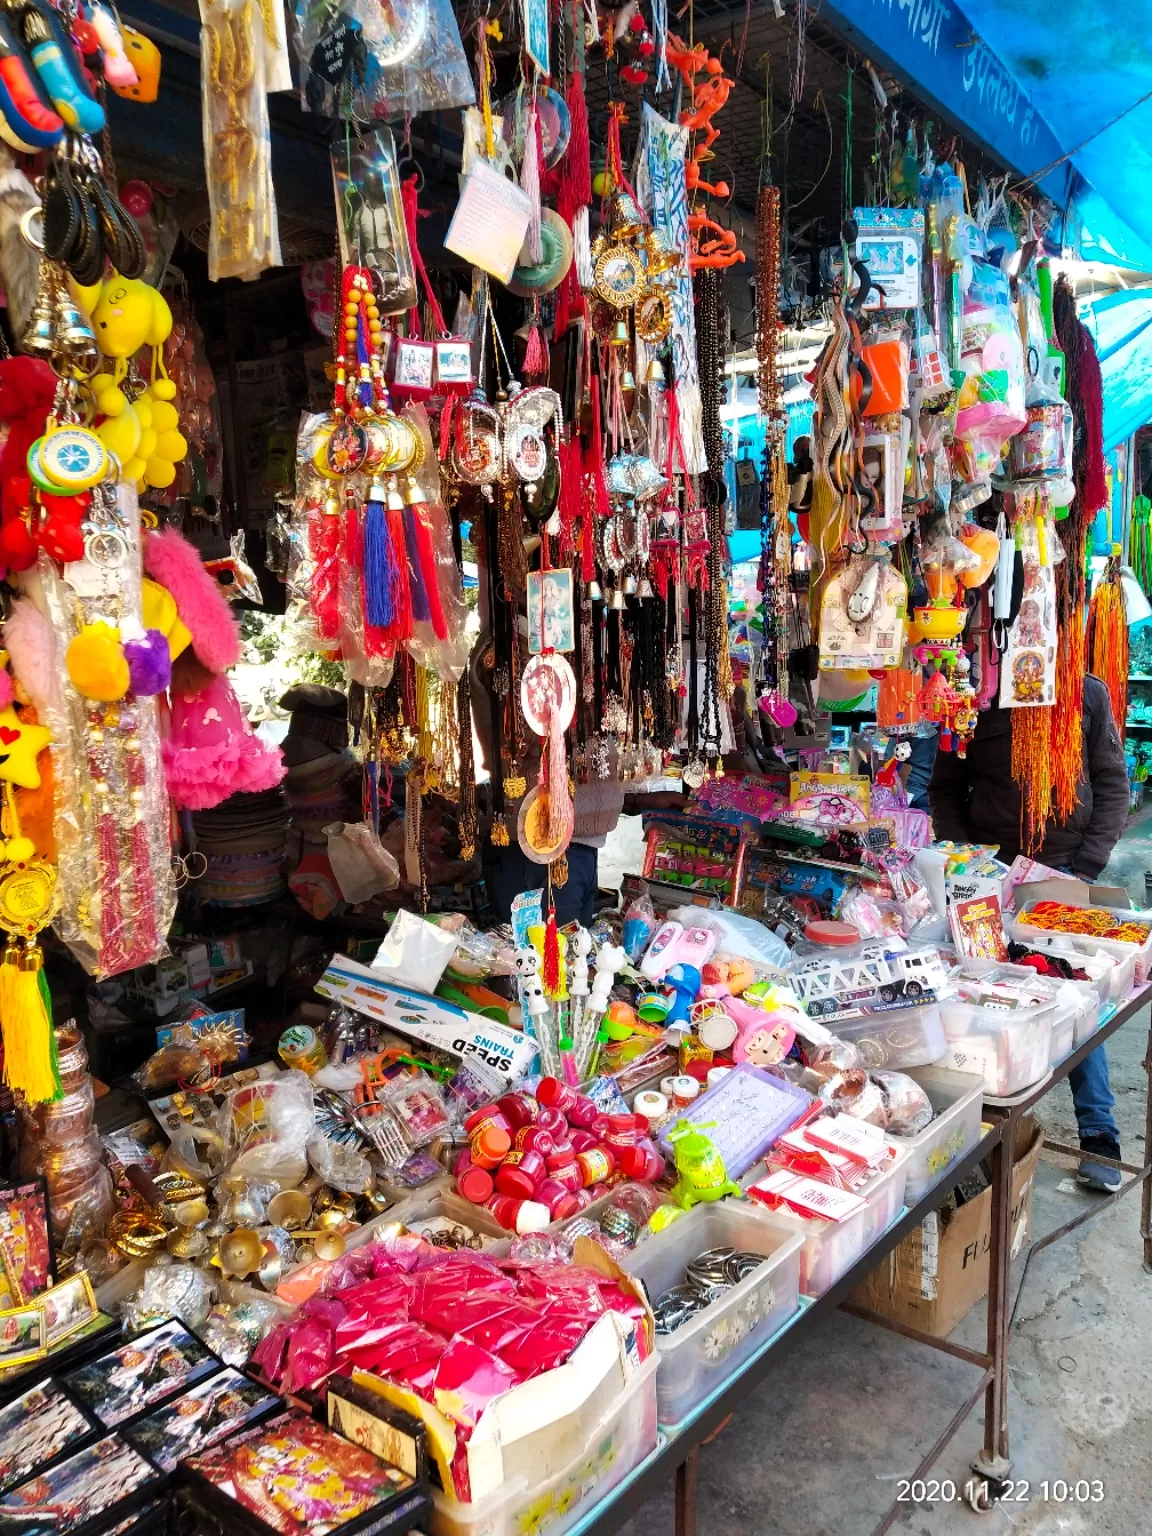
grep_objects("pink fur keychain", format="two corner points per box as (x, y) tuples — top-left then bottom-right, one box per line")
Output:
(143, 526), (240, 673)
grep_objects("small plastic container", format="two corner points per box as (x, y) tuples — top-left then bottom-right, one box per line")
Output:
(750, 1146), (908, 1297)
(656, 1063), (811, 1179)
(620, 1202), (803, 1426)
(426, 1351), (658, 1536)
(895, 1066), (985, 1204)
(826, 1003), (947, 1070)
(937, 998), (1054, 1097)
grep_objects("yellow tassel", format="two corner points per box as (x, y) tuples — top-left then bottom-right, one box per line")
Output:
(1, 946), (60, 1104)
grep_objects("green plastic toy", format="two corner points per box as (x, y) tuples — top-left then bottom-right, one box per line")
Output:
(667, 1120), (742, 1210)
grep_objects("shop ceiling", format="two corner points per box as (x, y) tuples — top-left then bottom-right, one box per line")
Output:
(112, 0), (1152, 279)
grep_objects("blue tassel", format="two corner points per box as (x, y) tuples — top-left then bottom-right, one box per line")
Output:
(402, 503), (431, 623)
(363, 495), (395, 627)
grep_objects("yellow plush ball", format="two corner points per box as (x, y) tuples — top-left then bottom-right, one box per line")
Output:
(91, 373), (127, 417)
(134, 395), (153, 429)
(65, 622), (129, 701)
(137, 428), (157, 461)
(123, 455), (147, 484)
(156, 429), (187, 463)
(3, 837), (36, 864)
(151, 378), (177, 401)
(144, 456), (176, 488)
(149, 399), (179, 433)
(96, 405), (141, 467)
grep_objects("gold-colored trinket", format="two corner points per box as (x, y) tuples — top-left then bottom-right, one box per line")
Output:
(0, 859), (56, 937)
(636, 287), (672, 344)
(594, 244), (645, 308)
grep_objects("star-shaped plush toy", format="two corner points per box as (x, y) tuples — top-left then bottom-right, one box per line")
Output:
(0, 707), (50, 789)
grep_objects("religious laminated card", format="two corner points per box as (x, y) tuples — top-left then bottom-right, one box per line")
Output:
(0, 1301), (46, 1374)
(527, 568), (575, 653)
(39, 1275), (98, 1350)
(852, 206), (924, 311)
(0, 1180), (53, 1307)
(997, 509), (1056, 708)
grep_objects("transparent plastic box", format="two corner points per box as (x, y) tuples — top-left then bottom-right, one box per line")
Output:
(427, 1351), (658, 1536)
(895, 1066), (986, 1204)
(938, 998), (1054, 1097)
(1012, 906), (1152, 988)
(749, 1146), (909, 1297)
(620, 1202), (803, 1427)
(1048, 1003), (1075, 1066)
(825, 1002), (947, 1070)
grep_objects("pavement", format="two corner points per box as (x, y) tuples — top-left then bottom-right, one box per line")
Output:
(599, 812), (1152, 1536)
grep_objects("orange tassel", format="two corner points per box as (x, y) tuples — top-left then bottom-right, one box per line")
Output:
(1052, 614), (1085, 822)
(1011, 705), (1055, 854)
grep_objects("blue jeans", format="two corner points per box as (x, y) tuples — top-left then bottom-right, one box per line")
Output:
(1069, 1045), (1120, 1143)
(905, 730), (938, 810)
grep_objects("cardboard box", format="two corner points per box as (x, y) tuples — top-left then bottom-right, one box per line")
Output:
(316, 955), (539, 1079)
(849, 1121), (1043, 1338)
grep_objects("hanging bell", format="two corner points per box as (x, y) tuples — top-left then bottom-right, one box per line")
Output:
(609, 587), (625, 610)
(52, 287), (98, 375)
(21, 269), (58, 360)
(610, 190), (644, 241)
(622, 572), (638, 595)
(645, 357), (666, 385)
(644, 228), (682, 275)
(609, 318), (630, 348)
(587, 579), (603, 602)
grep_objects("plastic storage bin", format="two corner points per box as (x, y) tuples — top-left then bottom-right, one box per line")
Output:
(826, 1003), (946, 1070)
(1048, 1003), (1075, 1066)
(621, 1202), (803, 1427)
(1012, 905), (1152, 988)
(427, 1351), (658, 1536)
(895, 1066), (985, 1204)
(656, 1063), (811, 1179)
(751, 1146), (908, 1297)
(938, 998), (1054, 1097)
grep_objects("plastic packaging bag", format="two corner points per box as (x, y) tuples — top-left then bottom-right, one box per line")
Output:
(326, 820), (401, 902)
(294, 0), (474, 123)
(371, 908), (458, 992)
(669, 904), (792, 971)
(219, 1070), (314, 1180)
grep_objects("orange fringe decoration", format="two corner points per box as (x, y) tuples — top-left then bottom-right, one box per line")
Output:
(1011, 705), (1055, 855)
(1087, 559), (1130, 743)
(1052, 614), (1086, 822)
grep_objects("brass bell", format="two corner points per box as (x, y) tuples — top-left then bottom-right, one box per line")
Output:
(609, 587), (625, 610)
(644, 228), (682, 275)
(609, 318), (631, 348)
(646, 357), (666, 385)
(623, 573), (638, 595)
(587, 579), (603, 602)
(610, 190), (644, 241)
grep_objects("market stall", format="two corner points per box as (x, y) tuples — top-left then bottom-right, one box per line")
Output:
(0, 0), (1150, 1533)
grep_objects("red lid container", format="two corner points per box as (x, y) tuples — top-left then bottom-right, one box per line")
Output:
(497, 1093), (539, 1130)
(470, 1124), (512, 1169)
(494, 1163), (536, 1201)
(536, 1077), (578, 1113)
(457, 1166), (494, 1204)
(464, 1106), (511, 1137)
(576, 1147), (615, 1187)
(545, 1139), (574, 1169)
(567, 1095), (600, 1128)
(552, 1189), (591, 1220)
(617, 1143), (664, 1181)
(569, 1129), (598, 1153)
(549, 1158), (583, 1192)
(537, 1106), (568, 1136)
(515, 1125), (555, 1155)
(533, 1177), (570, 1213)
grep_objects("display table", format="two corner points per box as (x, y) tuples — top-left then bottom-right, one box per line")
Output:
(561, 984), (1152, 1536)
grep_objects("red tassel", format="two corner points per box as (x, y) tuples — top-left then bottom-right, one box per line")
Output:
(410, 501), (448, 640)
(560, 68), (592, 216)
(587, 381), (611, 517)
(524, 321), (549, 379)
(543, 907), (561, 997)
(382, 502), (413, 642)
(581, 500), (595, 583)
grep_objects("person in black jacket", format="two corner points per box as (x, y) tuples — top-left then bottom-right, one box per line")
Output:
(928, 674), (1130, 1191)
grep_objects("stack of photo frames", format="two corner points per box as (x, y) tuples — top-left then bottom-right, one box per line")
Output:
(0, 1314), (436, 1535)
(0, 1178), (117, 1395)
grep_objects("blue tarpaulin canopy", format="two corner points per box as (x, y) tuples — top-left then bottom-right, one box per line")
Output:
(1082, 291), (1152, 453)
(957, 0), (1152, 258)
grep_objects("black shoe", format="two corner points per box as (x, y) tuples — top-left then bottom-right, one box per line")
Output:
(1078, 1135), (1122, 1192)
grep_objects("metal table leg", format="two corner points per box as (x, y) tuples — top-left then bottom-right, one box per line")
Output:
(675, 1450), (699, 1536)
(1142, 1016), (1152, 1273)
(972, 1115), (1014, 1488)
